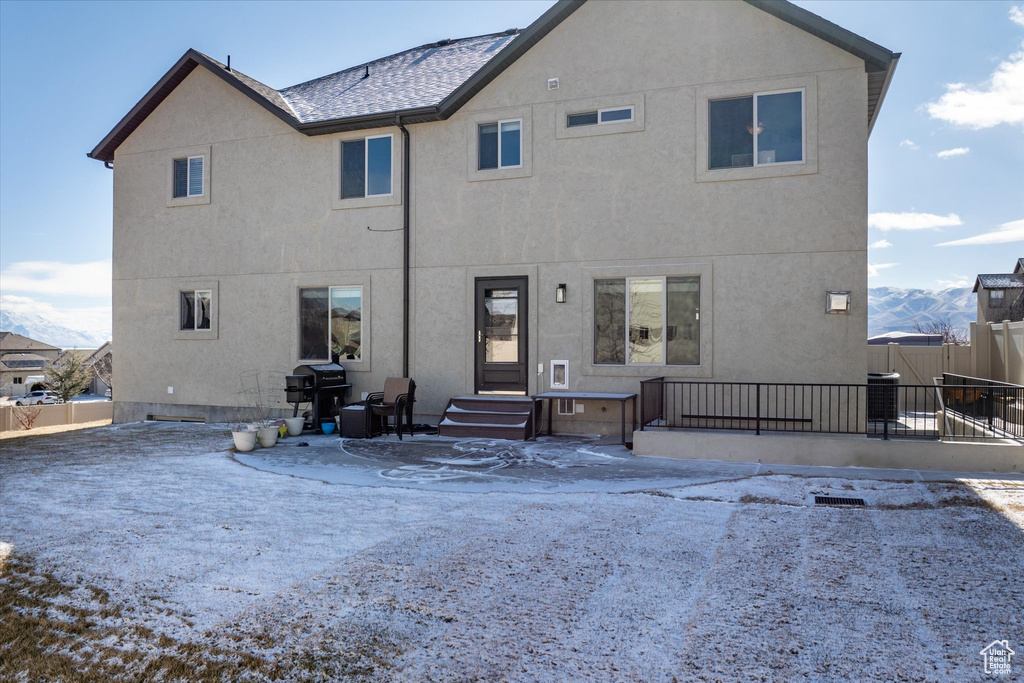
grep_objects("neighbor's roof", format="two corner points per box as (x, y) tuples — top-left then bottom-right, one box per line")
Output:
(1015, 258), (1024, 275)
(0, 332), (60, 352)
(974, 273), (1024, 292)
(88, 0), (899, 163)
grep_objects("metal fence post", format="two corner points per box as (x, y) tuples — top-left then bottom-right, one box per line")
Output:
(755, 383), (761, 435)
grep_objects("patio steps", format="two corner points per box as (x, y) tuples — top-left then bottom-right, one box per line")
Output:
(437, 396), (537, 440)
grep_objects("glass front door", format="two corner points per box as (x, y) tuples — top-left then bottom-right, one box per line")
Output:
(475, 276), (528, 393)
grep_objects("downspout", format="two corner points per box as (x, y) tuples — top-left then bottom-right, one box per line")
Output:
(396, 115), (411, 378)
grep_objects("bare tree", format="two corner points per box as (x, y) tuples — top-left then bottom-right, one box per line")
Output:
(92, 353), (112, 395)
(12, 405), (43, 430)
(913, 317), (969, 345)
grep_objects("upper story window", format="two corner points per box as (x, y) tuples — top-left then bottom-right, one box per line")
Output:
(478, 119), (522, 170)
(173, 156), (204, 198)
(708, 89), (804, 170)
(594, 276), (701, 366)
(341, 135), (392, 199)
(299, 286), (363, 362)
(990, 289), (1005, 307)
(180, 290), (212, 330)
(567, 106), (634, 128)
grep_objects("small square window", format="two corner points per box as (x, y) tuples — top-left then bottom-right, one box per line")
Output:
(991, 289), (1005, 307)
(341, 135), (392, 199)
(478, 119), (522, 170)
(173, 156), (204, 198)
(709, 90), (803, 170)
(180, 290), (212, 330)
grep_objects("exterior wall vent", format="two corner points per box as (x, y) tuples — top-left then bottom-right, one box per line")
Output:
(547, 78), (559, 90)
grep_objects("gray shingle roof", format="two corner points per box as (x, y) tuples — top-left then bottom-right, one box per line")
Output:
(89, 0), (898, 162)
(975, 273), (1024, 290)
(279, 32), (518, 124)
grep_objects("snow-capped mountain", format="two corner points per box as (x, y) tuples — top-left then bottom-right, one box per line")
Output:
(868, 287), (975, 336)
(0, 309), (110, 349)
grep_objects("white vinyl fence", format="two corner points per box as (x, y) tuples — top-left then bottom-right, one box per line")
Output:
(0, 401), (113, 433)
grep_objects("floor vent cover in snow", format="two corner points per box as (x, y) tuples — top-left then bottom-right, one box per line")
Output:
(815, 496), (866, 507)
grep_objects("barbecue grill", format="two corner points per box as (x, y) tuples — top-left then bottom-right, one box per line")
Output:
(286, 363), (350, 433)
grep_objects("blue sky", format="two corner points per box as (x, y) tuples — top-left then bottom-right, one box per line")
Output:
(1, 0), (1022, 335)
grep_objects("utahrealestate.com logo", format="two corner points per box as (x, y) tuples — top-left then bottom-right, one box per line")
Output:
(980, 640), (1014, 676)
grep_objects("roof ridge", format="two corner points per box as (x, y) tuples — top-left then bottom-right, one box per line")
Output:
(279, 30), (519, 93)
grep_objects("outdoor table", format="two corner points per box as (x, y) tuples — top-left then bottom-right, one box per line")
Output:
(532, 392), (638, 446)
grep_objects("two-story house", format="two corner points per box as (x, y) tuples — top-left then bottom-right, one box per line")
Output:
(974, 258), (1024, 325)
(89, 0), (898, 435)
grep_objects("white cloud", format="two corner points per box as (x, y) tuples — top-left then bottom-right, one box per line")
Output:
(925, 42), (1024, 129)
(0, 294), (112, 332)
(1011, 5), (1024, 27)
(936, 278), (971, 289)
(0, 260), (111, 297)
(868, 212), (963, 231)
(868, 263), (898, 278)
(936, 147), (970, 158)
(935, 218), (1024, 246)
(899, 139), (919, 150)
(870, 239), (893, 248)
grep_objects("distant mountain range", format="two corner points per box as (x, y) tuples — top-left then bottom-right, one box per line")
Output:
(0, 309), (110, 349)
(0, 287), (978, 348)
(868, 286), (975, 337)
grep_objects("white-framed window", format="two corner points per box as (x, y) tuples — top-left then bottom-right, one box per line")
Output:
(341, 135), (392, 199)
(172, 156), (204, 198)
(478, 119), (522, 170)
(990, 289), (1005, 307)
(594, 276), (700, 366)
(708, 89), (804, 170)
(566, 106), (634, 128)
(180, 290), (212, 330)
(299, 286), (363, 362)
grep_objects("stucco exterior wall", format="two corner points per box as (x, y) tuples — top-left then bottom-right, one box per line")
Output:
(110, 0), (871, 430)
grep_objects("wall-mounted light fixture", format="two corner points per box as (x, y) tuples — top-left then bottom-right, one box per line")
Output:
(826, 291), (851, 313)
(555, 283), (567, 303)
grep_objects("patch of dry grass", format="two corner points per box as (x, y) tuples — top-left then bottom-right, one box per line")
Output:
(0, 554), (276, 681)
(0, 419), (112, 440)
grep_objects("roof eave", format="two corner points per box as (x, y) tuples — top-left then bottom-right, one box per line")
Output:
(868, 53), (900, 136)
(88, 49), (300, 163)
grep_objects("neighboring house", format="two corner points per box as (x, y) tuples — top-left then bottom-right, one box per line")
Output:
(973, 258), (1024, 325)
(88, 0), (899, 433)
(867, 332), (943, 346)
(0, 332), (61, 397)
(55, 343), (114, 396)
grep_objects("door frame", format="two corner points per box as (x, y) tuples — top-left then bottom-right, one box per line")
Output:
(474, 275), (529, 393)
(463, 266), (537, 396)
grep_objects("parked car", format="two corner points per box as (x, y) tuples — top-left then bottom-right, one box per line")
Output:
(15, 391), (63, 406)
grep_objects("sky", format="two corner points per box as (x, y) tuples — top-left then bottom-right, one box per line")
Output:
(0, 0), (1022, 336)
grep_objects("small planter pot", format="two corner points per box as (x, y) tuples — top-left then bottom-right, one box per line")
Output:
(284, 417), (305, 436)
(321, 421), (336, 435)
(257, 427), (279, 448)
(232, 430), (257, 453)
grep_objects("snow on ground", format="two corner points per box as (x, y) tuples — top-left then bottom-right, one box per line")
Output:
(1, 422), (1022, 680)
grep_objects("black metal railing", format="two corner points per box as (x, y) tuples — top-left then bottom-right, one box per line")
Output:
(639, 377), (1024, 441)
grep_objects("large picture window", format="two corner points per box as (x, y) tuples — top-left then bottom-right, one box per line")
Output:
(594, 276), (700, 365)
(709, 90), (803, 169)
(299, 286), (362, 361)
(341, 135), (392, 199)
(180, 290), (211, 330)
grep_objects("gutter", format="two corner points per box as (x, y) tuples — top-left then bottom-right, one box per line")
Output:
(868, 53), (900, 136)
(396, 115), (411, 379)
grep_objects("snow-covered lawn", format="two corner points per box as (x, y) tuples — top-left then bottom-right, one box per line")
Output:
(2, 423), (1022, 681)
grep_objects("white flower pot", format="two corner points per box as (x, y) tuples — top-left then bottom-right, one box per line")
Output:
(257, 427), (279, 448)
(232, 430), (257, 453)
(284, 417), (305, 436)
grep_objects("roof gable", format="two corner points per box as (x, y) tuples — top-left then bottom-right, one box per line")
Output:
(89, 0), (898, 162)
